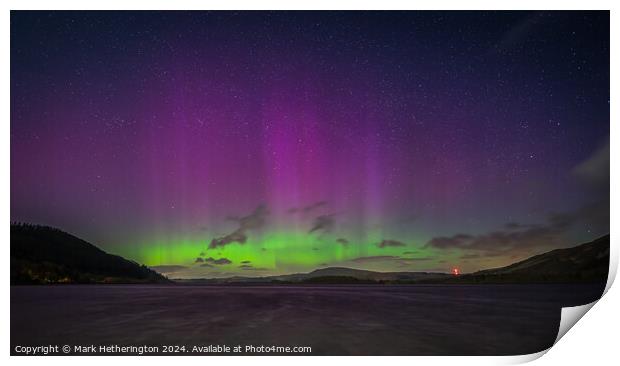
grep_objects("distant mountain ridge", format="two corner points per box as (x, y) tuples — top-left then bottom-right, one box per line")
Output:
(174, 266), (451, 284)
(11, 223), (169, 284)
(271, 267), (450, 282)
(176, 235), (609, 284)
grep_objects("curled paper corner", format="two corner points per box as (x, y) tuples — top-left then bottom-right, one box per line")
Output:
(604, 251), (618, 295)
(554, 301), (598, 345)
(538, 258), (616, 360)
(517, 300), (602, 363)
(552, 268), (615, 347)
(503, 349), (549, 364)
(551, 235), (618, 346)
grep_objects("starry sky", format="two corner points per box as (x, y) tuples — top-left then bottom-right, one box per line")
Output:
(11, 11), (609, 278)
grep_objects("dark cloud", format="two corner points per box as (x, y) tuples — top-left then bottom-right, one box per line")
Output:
(309, 214), (335, 234)
(195, 257), (204, 263)
(336, 238), (349, 245)
(402, 251), (417, 255)
(377, 239), (407, 248)
(241, 260), (251, 264)
(150, 265), (187, 274)
(573, 140), (609, 190)
(425, 212), (581, 257)
(208, 205), (268, 249)
(312, 247), (320, 251)
(203, 257), (232, 265)
(199, 252), (206, 257)
(209, 228), (247, 249)
(200, 263), (214, 268)
(239, 264), (267, 271)
(288, 201), (328, 215)
(350, 255), (400, 263)
(572, 139), (610, 233)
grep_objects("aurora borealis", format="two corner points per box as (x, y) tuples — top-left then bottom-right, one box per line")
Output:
(11, 11), (609, 278)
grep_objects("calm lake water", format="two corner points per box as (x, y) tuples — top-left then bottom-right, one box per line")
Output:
(10, 284), (605, 355)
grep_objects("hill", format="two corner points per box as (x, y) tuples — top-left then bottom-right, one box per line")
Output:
(271, 267), (450, 282)
(10, 223), (169, 284)
(175, 266), (451, 284)
(443, 234), (610, 284)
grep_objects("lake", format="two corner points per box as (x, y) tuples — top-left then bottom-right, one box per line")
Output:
(10, 283), (605, 355)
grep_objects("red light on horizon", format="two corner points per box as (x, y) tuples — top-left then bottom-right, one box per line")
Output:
(452, 268), (460, 276)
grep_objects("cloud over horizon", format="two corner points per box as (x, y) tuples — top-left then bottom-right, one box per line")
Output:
(309, 214), (335, 234)
(425, 210), (592, 258)
(377, 239), (407, 248)
(200, 257), (232, 265)
(208, 205), (268, 249)
(336, 238), (349, 245)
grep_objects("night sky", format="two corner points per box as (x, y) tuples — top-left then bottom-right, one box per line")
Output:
(11, 11), (609, 278)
